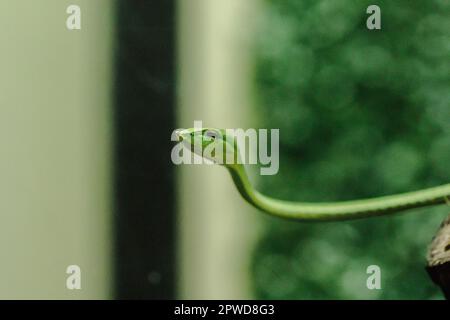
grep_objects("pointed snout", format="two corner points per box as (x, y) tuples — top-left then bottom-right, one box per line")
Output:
(175, 129), (189, 141)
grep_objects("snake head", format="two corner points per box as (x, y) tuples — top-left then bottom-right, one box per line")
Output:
(175, 127), (237, 164)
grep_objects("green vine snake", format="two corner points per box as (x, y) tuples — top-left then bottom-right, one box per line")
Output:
(176, 128), (450, 222)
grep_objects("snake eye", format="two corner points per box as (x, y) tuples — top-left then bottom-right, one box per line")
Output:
(204, 130), (217, 141)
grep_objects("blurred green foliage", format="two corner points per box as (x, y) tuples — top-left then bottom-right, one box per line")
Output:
(252, 0), (450, 299)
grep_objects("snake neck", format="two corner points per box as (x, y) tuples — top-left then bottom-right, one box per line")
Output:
(226, 164), (259, 205)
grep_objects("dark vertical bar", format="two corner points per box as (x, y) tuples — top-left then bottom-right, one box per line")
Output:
(113, 0), (175, 299)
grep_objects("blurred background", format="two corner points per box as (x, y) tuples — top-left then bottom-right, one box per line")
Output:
(0, 0), (449, 299)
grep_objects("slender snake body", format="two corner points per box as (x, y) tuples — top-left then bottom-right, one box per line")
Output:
(177, 128), (450, 221)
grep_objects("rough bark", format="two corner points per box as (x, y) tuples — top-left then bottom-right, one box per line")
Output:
(426, 213), (450, 300)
